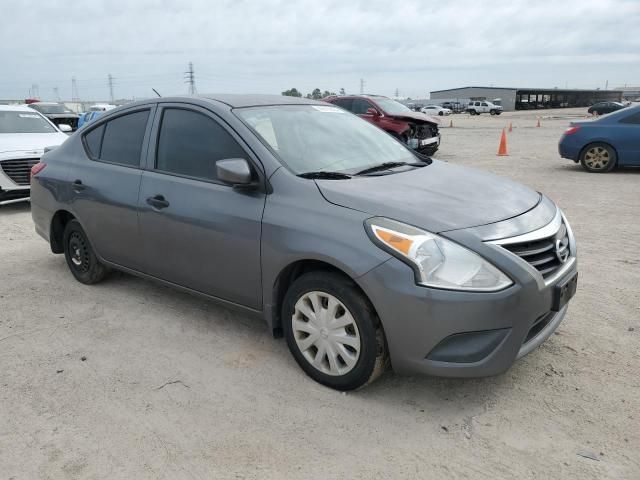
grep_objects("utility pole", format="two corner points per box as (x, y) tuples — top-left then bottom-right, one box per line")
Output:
(360, 78), (365, 95)
(394, 88), (399, 98)
(185, 62), (197, 95)
(605, 79), (608, 90)
(71, 77), (80, 102)
(53, 87), (60, 102)
(108, 74), (115, 102)
(30, 84), (40, 99)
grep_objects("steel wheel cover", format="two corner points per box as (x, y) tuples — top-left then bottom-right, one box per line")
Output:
(584, 146), (610, 169)
(292, 291), (361, 376)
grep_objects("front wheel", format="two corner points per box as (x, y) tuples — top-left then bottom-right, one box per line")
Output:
(490, 109), (496, 115)
(438, 111), (444, 116)
(282, 272), (387, 390)
(580, 143), (617, 173)
(63, 219), (109, 284)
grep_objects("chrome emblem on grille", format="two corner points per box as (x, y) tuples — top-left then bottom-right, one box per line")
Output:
(555, 238), (570, 263)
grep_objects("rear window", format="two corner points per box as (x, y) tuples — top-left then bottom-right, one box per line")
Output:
(84, 110), (149, 167)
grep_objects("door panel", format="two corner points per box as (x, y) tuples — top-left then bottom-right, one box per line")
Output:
(137, 104), (265, 309)
(69, 106), (154, 269)
(137, 171), (265, 308)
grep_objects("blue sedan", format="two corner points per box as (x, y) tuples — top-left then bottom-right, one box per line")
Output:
(559, 104), (640, 172)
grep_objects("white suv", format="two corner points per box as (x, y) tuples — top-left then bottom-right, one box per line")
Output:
(467, 101), (503, 115)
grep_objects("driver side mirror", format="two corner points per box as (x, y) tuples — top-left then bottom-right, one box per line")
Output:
(366, 107), (380, 116)
(216, 158), (253, 186)
(58, 124), (72, 133)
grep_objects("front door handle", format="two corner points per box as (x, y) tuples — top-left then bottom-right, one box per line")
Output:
(146, 195), (170, 210)
(72, 179), (85, 191)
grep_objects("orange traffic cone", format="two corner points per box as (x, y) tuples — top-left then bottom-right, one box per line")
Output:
(508, 122), (513, 132)
(497, 128), (508, 156)
(449, 119), (453, 128)
(536, 118), (541, 127)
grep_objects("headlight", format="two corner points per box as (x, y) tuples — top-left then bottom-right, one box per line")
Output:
(365, 218), (512, 292)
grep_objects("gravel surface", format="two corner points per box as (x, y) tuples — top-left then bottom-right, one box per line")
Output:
(1, 108), (638, 479)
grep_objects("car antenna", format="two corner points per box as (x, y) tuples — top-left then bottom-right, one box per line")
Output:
(152, 88), (162, 97)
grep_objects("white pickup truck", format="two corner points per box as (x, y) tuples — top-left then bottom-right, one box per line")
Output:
(467, 101), (503, 115)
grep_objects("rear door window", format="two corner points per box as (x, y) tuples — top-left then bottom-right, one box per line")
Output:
(155, 108), (246, 182)
(86, 110), (150, 167)
(332, 98), (353, 111)
(352, 99), (374, 115)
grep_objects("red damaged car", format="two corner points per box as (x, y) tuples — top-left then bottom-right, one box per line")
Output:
(324, 94), (441, 156)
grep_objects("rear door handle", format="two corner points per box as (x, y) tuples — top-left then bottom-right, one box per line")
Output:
(72, 179), (85, 191)
(146, 195), (170, 210)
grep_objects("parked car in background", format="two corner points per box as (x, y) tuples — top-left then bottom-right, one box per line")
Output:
(88, 103), (117, 112)
(28, 102), (79, 131)
(77, 110), (105, 129)
(587, 102), (626, 116)
(325, 94), (441, 155)
(420, 105), (452, 116)
(559, 104), (640, 172)
(0, 105), (69, 204)
(467, 101), (503, 115)
(441, 101), (465, 113)
(31, 95), (577, 390)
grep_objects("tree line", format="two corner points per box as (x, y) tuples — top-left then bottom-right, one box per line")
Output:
(282, 87), (347, 99)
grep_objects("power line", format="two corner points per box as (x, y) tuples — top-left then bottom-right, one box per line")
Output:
(108, 74), (115, 102)
(184, 62), (197, 95)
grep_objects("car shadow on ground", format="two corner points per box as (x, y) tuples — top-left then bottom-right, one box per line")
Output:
(0, 202), (31, 215)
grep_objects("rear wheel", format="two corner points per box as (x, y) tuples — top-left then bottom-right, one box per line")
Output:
(580, 143), (617, 173)
(63, 219), (108, 284)
(282, 272), (387, 390)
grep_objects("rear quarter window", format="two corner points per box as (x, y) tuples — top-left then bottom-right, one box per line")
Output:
(83, 110), (150, 167)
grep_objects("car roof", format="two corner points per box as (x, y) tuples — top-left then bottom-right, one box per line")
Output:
(200, 94), (325, 108)
(0, 104), (40, 112)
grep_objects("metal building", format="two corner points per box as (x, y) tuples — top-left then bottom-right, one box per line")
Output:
(430, 86), (623, 111)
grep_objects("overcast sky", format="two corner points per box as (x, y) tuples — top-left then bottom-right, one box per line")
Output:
(1, 0), (638, 101)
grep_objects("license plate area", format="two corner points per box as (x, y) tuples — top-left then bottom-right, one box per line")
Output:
(552, 272), (578, 311)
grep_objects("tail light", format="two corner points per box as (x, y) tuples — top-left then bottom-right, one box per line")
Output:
(564, 125), (581, 136)
(30, 162), (46, 182)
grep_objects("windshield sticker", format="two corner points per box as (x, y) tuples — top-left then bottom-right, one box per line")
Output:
(312, 106), (345, 113)
(19, 114), (40, 118)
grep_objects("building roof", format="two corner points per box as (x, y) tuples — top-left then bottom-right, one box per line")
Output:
(431, 86), (623, 94)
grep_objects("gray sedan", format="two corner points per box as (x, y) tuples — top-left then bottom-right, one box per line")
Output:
(30, 95), (578, 390)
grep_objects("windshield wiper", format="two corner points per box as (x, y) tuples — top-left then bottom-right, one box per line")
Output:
(354, 161), (423, 176)
(298, 171), (352, 180)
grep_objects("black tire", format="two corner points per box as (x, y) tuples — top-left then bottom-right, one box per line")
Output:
(579, 142), (617, 173)
(438, 111), (443, 116)
(63, 219), (108, 284)
(490, 109), (496, 115)
(495, 111), (502, 115)
(282, 272), (387, 391)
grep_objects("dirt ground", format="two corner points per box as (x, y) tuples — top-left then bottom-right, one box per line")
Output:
(1, 107), (638, 479)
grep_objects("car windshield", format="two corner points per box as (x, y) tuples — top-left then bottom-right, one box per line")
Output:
(0, 111), (57, 133)
(372, 98), (413, 115)
(30, 104), (73, 114)
(236, 105), (416, 175)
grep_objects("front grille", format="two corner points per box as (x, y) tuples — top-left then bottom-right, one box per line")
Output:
(500, 221), (570, 279)
(1, 158), (39, 186)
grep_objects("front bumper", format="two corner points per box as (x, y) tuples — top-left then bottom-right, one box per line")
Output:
(357, 206), (577, 377)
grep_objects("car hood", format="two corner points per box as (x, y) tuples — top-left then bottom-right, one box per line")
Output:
(0, 132), (68, 155)
(388, 110), (440, 126)
(316, 160), (541, 233)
